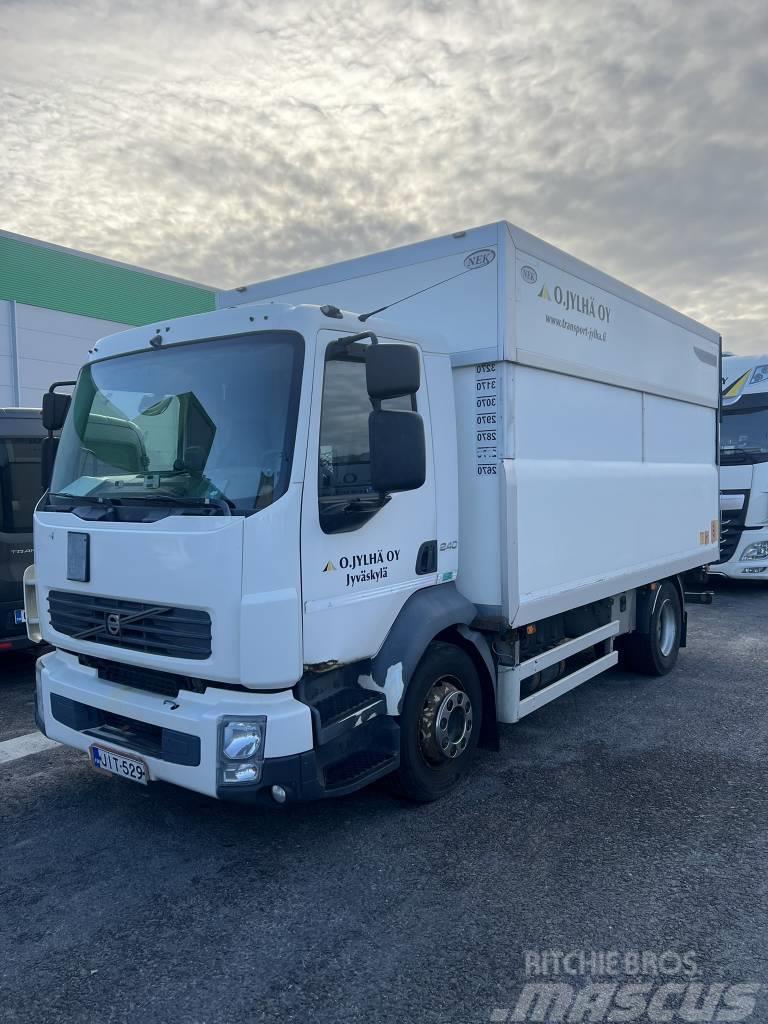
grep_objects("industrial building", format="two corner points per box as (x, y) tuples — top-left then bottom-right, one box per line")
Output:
(0, 230), (215, 407)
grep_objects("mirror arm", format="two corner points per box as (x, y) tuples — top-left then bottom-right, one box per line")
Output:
(335, 330), (379, 348)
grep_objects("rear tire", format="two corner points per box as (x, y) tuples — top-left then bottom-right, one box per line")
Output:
(394, 642), (482, 802)
(621, 580), (682, 676)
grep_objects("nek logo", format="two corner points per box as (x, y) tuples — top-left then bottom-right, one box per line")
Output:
(464, 248), (496, 270)
(520, 265), (538, 285)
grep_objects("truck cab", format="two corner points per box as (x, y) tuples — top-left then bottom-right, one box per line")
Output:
(28, 303), (460, 800)
(711, 355), (768, 579)
(1, 408), (44, 652)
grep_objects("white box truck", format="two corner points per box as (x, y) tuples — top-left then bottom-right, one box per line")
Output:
(710, 354), (768, 579)
(26, 222), (721, 804)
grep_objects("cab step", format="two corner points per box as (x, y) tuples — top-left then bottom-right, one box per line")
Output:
(299, 671), (388, 746)
(313, 688), (386, 744)
(323, 749), (399, 792)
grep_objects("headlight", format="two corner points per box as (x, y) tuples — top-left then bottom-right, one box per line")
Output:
(219, 717), (267, 784)
(741, 541), (768, 561)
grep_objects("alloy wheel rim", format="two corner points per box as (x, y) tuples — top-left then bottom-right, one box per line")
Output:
(419, 676), (473, 765)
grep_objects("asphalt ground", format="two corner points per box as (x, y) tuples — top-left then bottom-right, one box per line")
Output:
(1, 581), (767, 1024)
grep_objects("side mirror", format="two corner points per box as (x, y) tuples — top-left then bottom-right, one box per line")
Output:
(366, 344), (420, 400)
(369, 409), (426, 493)
(42, 391), (71, 432)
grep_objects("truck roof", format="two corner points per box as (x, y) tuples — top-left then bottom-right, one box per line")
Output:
(217, 220), (719, 345)
(87, 301), (447, 363)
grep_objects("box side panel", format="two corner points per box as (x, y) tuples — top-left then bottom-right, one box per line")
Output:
(508, 231), (720, 408)
(644, 395), (715, 464)
(504, 364), (719, 625)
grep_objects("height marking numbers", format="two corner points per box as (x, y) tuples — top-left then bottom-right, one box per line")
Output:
(474, 362), (498, 476)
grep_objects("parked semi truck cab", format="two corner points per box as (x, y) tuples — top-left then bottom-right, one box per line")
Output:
(1, 409), (45, 652)
(711, 355), (768, 579)
(27, 223), (720, 804)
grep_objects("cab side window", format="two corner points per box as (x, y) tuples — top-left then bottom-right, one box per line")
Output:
(319, 342), (413, 500)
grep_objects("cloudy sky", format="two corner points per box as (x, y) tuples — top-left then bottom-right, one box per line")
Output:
(1, 0), (766, 353)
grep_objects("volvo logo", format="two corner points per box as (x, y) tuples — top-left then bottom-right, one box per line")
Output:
(105, 613), (122, 637)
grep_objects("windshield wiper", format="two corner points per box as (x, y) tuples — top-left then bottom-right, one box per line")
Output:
(719, 447), (768, 465)
(49, 492), (120, 505)
(47, 491), (233, 515)
(111, 493), (233, 515)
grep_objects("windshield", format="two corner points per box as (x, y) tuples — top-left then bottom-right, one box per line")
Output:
(0, 437), (43, 533)
(51, 331), (304, 513)
(720, 405), (768, 458)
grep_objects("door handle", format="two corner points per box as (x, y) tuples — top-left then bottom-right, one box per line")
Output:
(415, 540), (437, 575)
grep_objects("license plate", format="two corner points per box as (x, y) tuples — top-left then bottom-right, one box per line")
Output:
(89, 744), (149, 785)
(14, 609), (26, 625)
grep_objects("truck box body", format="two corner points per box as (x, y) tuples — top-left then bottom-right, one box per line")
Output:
(220, 222), (721, 626)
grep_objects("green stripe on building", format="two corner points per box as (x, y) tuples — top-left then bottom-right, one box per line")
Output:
(0, 234), (215, 325)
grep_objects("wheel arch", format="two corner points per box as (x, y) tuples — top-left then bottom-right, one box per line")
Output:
(370, 583), (498, 749)
(635, 575), (686, 645)
(438, 623), (499, 751)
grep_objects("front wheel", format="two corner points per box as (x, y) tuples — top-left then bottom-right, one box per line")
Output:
(621, 580), (683, 676)
(394, 642), (482, 802)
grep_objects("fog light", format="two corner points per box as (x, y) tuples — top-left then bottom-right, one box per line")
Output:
(743, 566), (767, 574)
(218, 717), (266, 785)
(272, 785), (287, 804)
(222, 763), (262, 784)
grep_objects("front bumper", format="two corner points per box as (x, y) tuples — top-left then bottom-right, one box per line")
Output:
(710, 526), (768, 579)
(36, 650), (399, 803)
(37, 650), (314, 800)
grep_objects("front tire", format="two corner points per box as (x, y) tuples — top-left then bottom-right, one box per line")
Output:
(394, 642), (482, 802)
(621, 580), (683, 676)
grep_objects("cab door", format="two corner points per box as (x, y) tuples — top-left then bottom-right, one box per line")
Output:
(300, 330), (437, 668)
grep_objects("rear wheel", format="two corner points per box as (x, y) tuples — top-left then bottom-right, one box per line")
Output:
(394, 642), (482, 802)
(621, 580), (682, 676)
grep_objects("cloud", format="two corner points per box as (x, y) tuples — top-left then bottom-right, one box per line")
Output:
(0, 0), (766, 352)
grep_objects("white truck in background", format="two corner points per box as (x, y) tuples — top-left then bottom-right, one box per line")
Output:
(711, 354), (768, 579)
(26, 222), (720, 805)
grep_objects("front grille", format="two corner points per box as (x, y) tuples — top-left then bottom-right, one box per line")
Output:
(78, 654), (208, 697)
(48, 591), (211, 660)
(717, 491), (749, 563)
(719, 513), (743, 562)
